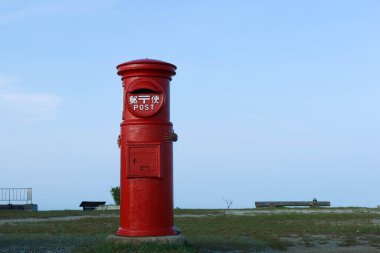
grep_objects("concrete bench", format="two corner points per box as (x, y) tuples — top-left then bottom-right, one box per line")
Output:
(255, 201), (330, 208)
(95, 205), (120, 211)
(0, 204), (38, 211)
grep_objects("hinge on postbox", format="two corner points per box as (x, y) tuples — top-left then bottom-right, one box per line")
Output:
(164, 130), (178, 142)
(117, 134), (122, 148)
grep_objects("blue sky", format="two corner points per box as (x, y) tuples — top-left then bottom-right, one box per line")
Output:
(0, 1), (379, 210)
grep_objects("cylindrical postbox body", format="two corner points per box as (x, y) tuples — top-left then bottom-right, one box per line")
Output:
(116, 59), (177, 236)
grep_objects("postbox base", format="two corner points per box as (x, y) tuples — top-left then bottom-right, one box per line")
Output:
(107, 234), (187, 245)
(117, 226), (177, 237)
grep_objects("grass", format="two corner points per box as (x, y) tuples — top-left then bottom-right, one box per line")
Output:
(1, 208), (380, 252)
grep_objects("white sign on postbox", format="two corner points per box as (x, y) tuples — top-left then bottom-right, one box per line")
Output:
(126, 93), (163, 117)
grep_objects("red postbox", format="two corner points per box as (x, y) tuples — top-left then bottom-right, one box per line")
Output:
(116, 59), (178, 237)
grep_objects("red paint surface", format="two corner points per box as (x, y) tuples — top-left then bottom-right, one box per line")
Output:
(116, 59), (177, 236)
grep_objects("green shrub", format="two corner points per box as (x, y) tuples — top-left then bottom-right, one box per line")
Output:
(110, 187), (120, 205)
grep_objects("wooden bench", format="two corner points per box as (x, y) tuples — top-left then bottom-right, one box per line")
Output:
(79, 201), (106, 211)
(255, 201), (330, 208)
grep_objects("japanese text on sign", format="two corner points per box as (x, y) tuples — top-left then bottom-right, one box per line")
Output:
(129, 94), (160, 111)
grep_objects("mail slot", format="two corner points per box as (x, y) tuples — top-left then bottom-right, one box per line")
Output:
(116, 59), (178, 237)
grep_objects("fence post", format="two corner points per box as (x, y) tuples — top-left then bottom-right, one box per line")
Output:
(27, 188), (32, 204)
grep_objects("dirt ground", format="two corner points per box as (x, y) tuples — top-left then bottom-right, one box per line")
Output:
(284, 245), (380, 253)
(281, 237), (380, 253)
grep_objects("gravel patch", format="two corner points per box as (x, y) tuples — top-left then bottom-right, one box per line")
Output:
(0, 214), (118, 225)
(226, 209), (356, 215)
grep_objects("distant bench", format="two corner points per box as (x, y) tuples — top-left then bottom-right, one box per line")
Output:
(79, 201), (106, 211)
(255, 201), (330, 208)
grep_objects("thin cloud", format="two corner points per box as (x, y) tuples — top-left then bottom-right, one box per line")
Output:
(0, 74), (17, 88)
(0, 1), (116, 24)
(0, 3), (62, 24)
(0, 74), (61, 122)
(0, 92), (61, 121)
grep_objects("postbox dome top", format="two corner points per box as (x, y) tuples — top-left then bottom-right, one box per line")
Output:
(117, 59), (176, 79)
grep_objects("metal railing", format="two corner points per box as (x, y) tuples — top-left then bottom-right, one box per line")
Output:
(0, 188), (32, 204)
